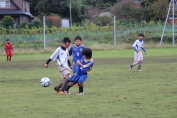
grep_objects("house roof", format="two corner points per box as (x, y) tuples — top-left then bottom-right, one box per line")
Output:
(0, 9), (34, 18)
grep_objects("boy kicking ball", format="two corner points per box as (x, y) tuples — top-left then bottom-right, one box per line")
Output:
(45, 37), (72, 94)
(64, 48), (94, 95)
(129, 33), (147, 71)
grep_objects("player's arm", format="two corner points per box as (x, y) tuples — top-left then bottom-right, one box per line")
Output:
(45, 58), (52, 68)
(4, 44), (7, 52)
(83, 60), (94, 72)
(69, 47), (72, 56)
(68, 60), (72, 69)
(45, 48), (59, 68)
(132, 41), (138, 53)
(11, 44), (13, 51)
(141, 47), (146, 55)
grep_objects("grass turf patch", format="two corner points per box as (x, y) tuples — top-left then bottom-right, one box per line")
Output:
(0, 48), (177, 118)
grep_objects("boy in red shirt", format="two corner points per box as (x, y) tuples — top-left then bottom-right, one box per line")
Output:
(4, 39), (13, 61)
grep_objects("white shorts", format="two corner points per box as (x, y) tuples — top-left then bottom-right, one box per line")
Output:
(134, 51), (143, 62)
(57, 65), (70, 79)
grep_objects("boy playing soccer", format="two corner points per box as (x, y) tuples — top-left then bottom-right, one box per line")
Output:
(4, 39), (13, 61)
(44, 37), (72, 94)
(64, 48), (94, 95)
(69, 36), (85, 74)
(129, 33), (147, 71)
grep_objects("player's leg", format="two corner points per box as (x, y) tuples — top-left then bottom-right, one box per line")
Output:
(64, 74), (79, 94)
(77, 75), (87, 95)
(129, 51), (140, 70)
(9, 56), (12, 61)
(6, 56), (9, 61)
(59, 73), (70, 94)
(137, 52), (143, 71)
(54, 82), (63, 92)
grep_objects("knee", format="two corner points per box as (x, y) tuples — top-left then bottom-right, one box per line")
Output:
(78, 82), (83, 86)
(139, 61), (142, 65)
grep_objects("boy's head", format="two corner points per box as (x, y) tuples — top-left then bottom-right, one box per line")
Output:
(138, 33), (144, 40)
(74, 36), (82, 46)
(62, 37), (71, 48)
(6, 39), (10, 43)
(82, 48), (92, 59)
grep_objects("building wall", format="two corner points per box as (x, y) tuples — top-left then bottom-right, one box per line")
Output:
(13, 0), (23, 10)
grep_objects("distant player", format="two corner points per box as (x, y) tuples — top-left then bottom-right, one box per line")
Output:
(129, 33), (147, 71)
(44, 37), (72, 94)
(64, 48), (94, 95)
(4, 39), (13, 61)
(69, 36), (85, 74)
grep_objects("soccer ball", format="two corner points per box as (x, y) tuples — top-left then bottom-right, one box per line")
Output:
(40, 77), (51, 87)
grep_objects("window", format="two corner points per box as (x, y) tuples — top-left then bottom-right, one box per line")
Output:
(0, 0), (10, 8)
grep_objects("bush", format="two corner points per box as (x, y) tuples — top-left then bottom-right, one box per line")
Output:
(93, 15), (113, 26)
(29, 18), (42, 28)
(1, 16), (15, 28)
(20, 21), (29, 29)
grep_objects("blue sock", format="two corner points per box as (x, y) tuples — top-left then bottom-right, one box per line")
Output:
(79, 86), (83, 92)
(65, 85), (71, 91)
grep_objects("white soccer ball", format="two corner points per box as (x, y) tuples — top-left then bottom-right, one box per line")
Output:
(40, 77), (51, 87)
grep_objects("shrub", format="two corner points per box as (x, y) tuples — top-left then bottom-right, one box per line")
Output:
(1, 16), (15, 28)
(93, 15), (113, 26)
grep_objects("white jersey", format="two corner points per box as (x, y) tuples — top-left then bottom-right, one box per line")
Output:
(132, 39), (144, 51)
(50, 46), (70, 70)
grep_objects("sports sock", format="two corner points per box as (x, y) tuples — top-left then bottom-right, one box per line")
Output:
(137, 62), (142, 70)
(65, 85), (72, 91)
(131, 62), (139, 66)
(60, 79), (69, 91)
(56, 82), (63, 88)
(6, 56), (8, 61)
(79, 86), (83, 92)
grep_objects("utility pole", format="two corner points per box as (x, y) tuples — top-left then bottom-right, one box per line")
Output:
(172, 0), (175, 45)
(69, 0), (72, 27)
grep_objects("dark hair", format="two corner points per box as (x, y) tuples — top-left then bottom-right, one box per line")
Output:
(138, 33), (144, 37)
(82, 48), (92, 58)
(62, 37), (71, 43)
(74, 36), (82, 41)
(6, 39), (9, 41)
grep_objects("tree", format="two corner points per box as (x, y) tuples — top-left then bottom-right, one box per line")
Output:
(147, 0), (169, 21)
(1, 16), (15, 28)
(93, 15), (113, 26)
(111, 0), (143, 22)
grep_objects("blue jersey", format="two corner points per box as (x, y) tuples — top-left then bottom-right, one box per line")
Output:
(77, 57), (94, 75)
(69, 45), (85, 61)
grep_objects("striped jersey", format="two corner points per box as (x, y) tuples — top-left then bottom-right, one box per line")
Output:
(69, 45), (85, 61)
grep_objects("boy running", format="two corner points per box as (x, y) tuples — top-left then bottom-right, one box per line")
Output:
(69, 36), (85, 74)
(4, 39), (13, 61)
(129, 33), (146, 71)
(44, 37), (72, 94)
(64, 48), (94, 95)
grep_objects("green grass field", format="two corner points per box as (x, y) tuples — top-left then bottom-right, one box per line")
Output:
(0, 48), (177, 118)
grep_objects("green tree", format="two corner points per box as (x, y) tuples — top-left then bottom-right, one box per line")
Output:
(147, 0), (169, 21)
(93, 15), (113, 26)
(111, 1), (143, 22)
(1, 16), (15, 28)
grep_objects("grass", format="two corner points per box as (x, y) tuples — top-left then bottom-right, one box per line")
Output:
(0, 41), (176, 56)
(0, 48), (177, 118)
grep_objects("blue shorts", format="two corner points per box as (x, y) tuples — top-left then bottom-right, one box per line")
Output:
(68, 73), (87, 84)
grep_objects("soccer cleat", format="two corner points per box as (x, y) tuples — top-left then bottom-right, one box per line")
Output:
(128, 65), (133, 70)
(64, 91), (71, 95)
(58, 91), (66, 94)
(137, 70), (141, 72)
(54, 87), (60, 92)
(77, 92), (84, 95)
